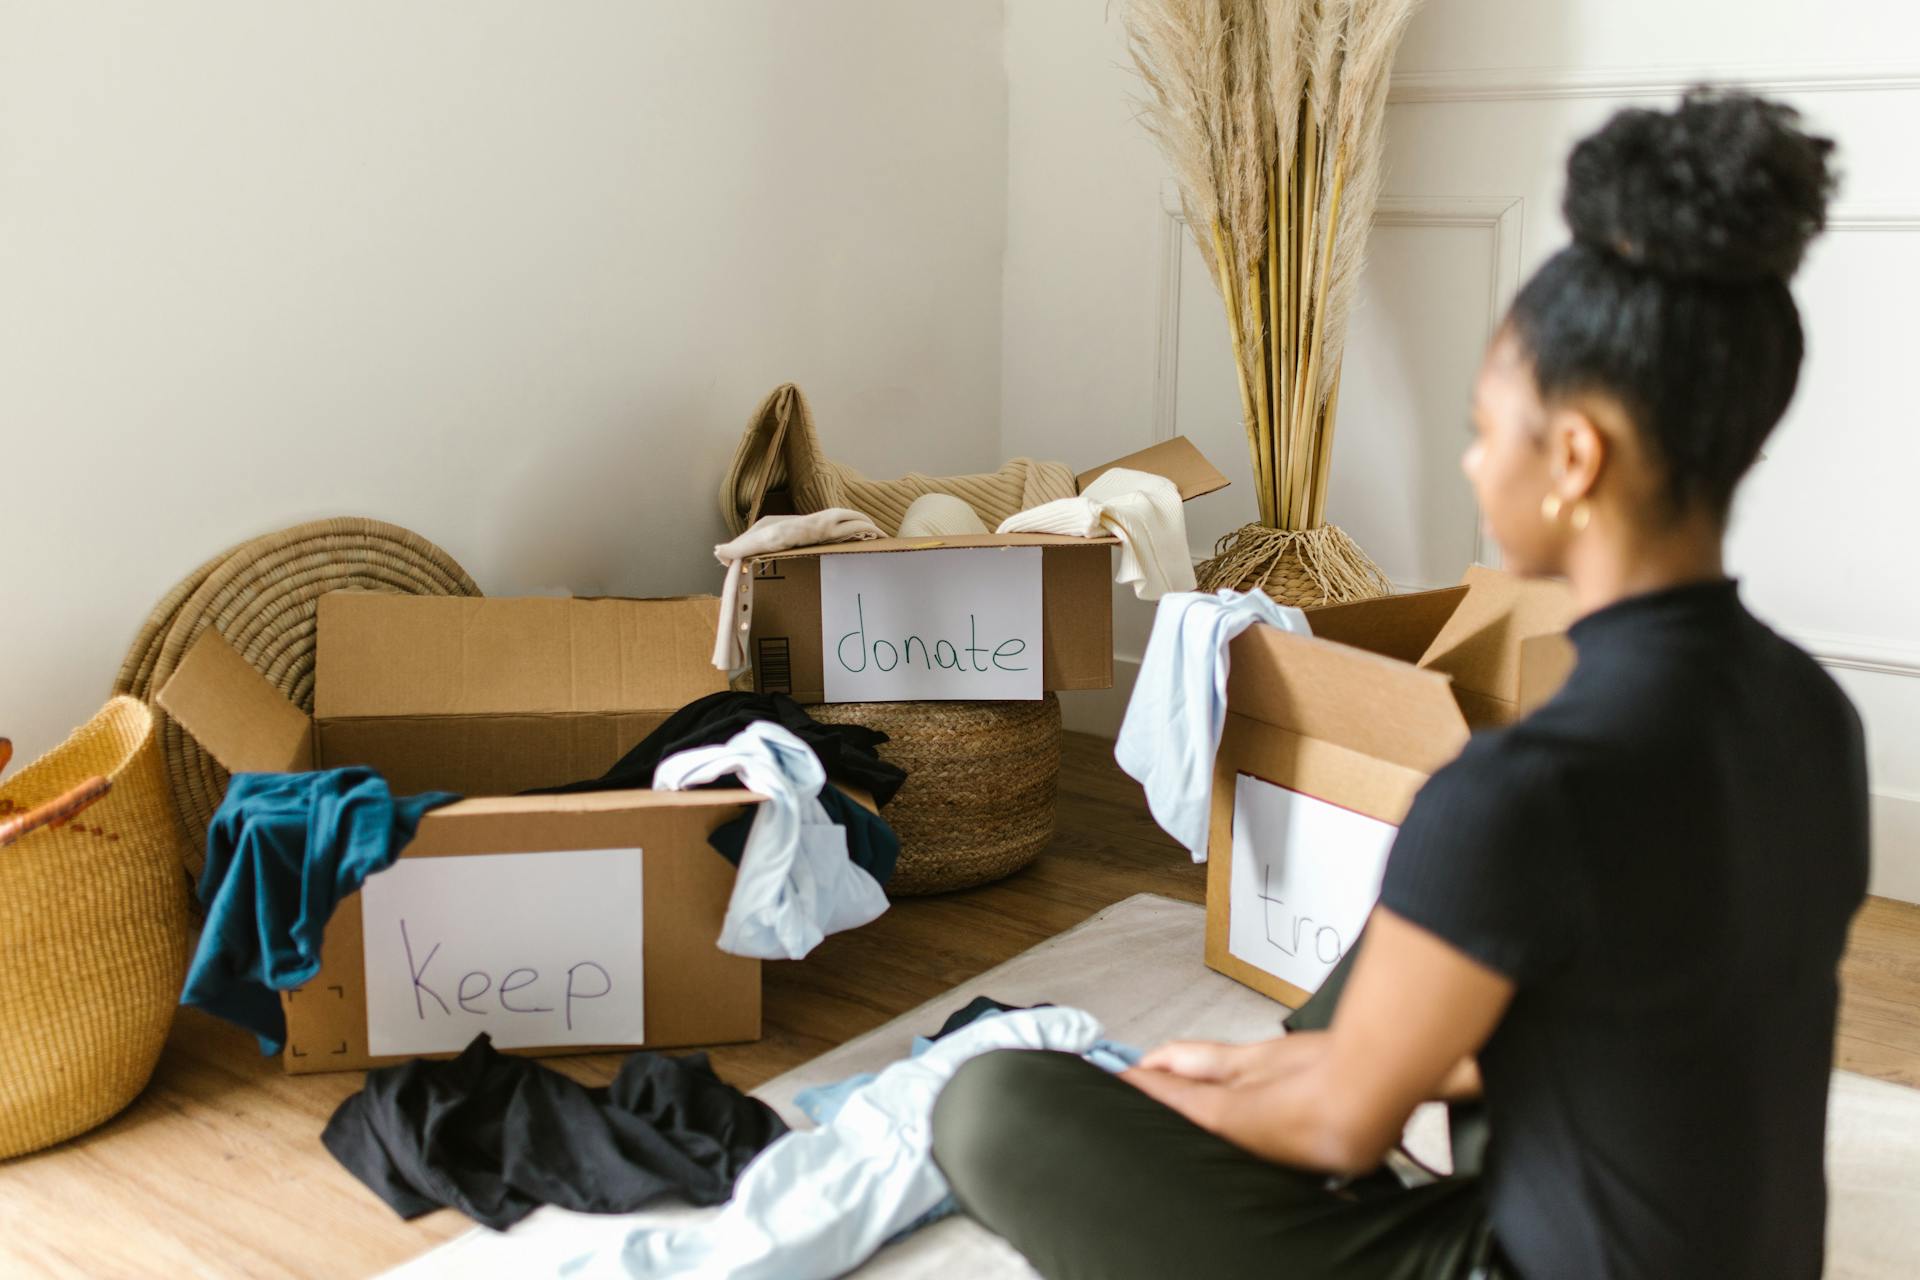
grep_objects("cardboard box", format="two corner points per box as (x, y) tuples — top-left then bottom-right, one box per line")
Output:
(1204, 566), (1579, 1007)
(159, 593), (762, 1074)
(748, 436), (1229, 702)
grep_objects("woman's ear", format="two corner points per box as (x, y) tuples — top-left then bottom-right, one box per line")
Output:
(1544, 402), (1608, 503)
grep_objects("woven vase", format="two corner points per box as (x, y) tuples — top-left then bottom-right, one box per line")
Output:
(1194, 521), (1393, 608)
(809, 696), (1061, 895)
(0, 698), (190, 1158)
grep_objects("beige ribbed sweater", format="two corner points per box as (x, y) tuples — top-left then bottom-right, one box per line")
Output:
(718, 384), (1077, 537)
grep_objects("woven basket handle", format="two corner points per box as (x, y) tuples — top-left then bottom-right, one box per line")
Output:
(0, 775), (113, 848)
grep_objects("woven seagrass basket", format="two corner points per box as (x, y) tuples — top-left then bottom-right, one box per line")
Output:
(0, 698), (190, 1159)
(810, 696), (1060, 895)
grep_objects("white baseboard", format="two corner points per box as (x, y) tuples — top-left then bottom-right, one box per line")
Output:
(1069, 656), (1920, 905)
(1058, 655), (1140, 739)
(1871, 791), (1920, 905)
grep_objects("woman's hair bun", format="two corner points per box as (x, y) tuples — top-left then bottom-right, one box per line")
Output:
(1563, 87), (1837, 282)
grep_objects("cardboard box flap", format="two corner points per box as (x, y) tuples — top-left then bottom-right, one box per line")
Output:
(1517, 633), (1576, 716)
(157, 630), (315, 774)
(754, 532), (1116, 561)
(1418, 566), (1578, 710)
(1075, 435), (1229, 502)
(315, 594), (728, 719)
(1301, 586), (1469, 665)
(1225, 624), (1472, 774)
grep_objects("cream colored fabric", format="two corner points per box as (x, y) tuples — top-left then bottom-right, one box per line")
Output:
(714, 560), (755, 675)
(716, 509), (883, 563)
(712, 509), (883, 673)
(718, 384), (1077, 537)
(896, 494), (990, 539)
(996, 467), (1196, 601)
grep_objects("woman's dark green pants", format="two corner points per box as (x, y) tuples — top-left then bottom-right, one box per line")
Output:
(928, 945), (1513, 1280)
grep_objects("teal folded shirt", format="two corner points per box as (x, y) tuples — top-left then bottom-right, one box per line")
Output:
(181, 769), (459, 1054)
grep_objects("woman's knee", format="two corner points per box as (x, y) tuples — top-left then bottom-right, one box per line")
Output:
(932, 1049), (1089, 1198)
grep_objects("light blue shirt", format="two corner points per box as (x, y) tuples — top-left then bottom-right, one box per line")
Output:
(563, 1007), (1105, 1280)
(1114, 589), (1311, 859)
(653, 721), (888, 959)
(787, 1026), (1142, 1242)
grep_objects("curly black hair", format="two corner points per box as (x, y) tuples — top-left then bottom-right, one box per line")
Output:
(1506, 88), (1839, 519)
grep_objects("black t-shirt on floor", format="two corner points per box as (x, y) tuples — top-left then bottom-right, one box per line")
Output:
(1378, 579), (1869, 1280)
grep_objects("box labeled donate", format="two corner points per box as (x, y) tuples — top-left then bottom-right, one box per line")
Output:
(748, 436), (1229, 702)
(158, 593), (759, 1074)
(1205, 567), (1578, 1007)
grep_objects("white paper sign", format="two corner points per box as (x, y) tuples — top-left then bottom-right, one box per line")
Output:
(820, 548), (1043, 701)
(360, 848), (645, 1056)
(1228, 775), (1396, 995)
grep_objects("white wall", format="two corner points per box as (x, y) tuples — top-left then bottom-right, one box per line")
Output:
(1001, 1), (1920, 899)
(0, 1), (1010, 766)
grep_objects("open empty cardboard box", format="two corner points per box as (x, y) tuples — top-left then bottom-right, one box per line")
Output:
(747, 436), (1229, 701)
(1205, 566), (1579, 1006)
(158, 592), (762, 1074)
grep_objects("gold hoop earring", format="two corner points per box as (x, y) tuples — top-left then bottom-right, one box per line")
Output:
(1540, 494), (1563, 522)
(1569, 501), (1591, 533)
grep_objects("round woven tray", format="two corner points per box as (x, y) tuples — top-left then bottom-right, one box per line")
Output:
(810, 696), (1060, 895)
(112, 518), (481, 873)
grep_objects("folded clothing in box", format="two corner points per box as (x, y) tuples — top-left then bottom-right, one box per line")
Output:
(528, 689), (904, 807)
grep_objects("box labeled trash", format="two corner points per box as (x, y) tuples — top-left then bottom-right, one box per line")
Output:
(748, 436), (1229, 702)
(158, 593), (759, 1074)
(1205, 566), (1578, 1007)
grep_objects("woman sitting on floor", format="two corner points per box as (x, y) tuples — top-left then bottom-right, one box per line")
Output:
(931, 89), (1866, 1280)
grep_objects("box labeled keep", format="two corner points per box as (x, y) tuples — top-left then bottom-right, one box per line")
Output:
(159, 593), (759, 1074)
(1205, 567), (1579, 1007)
(747, 436), (1230, 702)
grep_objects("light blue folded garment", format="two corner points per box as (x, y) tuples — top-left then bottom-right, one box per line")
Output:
(789, 1023), (1144, 1242)
(564, 1007), (1108, 1280)
(1114, 588), (1310, 859)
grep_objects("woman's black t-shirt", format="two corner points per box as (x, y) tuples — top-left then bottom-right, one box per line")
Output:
(1378, 579), (1869, 1280)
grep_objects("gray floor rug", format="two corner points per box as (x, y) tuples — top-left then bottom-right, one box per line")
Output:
(382, 894), (1920, 1280)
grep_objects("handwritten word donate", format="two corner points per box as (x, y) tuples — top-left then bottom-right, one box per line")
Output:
(818, 546), (1043, 702)
(833, 594), (1027, 675)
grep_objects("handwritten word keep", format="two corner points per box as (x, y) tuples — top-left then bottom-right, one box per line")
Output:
(399, 919), (612, 1031)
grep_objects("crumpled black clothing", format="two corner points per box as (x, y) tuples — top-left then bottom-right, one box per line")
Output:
(932, 995), (1042, 1040)
(527, 690), (905, 806)
(707, 782), (900, 887)
(321, 1033), (787, 1231)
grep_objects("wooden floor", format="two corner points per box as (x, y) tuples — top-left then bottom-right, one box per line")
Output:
(4, 732), (1918, 1279)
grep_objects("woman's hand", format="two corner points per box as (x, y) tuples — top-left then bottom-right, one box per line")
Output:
(1114, 909), (1516, 1174)
(1122, 1032), (1334, 1140)
(1135, 1039), (1261, 1082)
(1136, 1031), (1327, 1085)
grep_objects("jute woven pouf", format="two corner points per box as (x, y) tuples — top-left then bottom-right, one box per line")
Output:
(112, 518), (481, 874)
(809, 696), (1061, 895)
(0, 699), (189, 1158)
